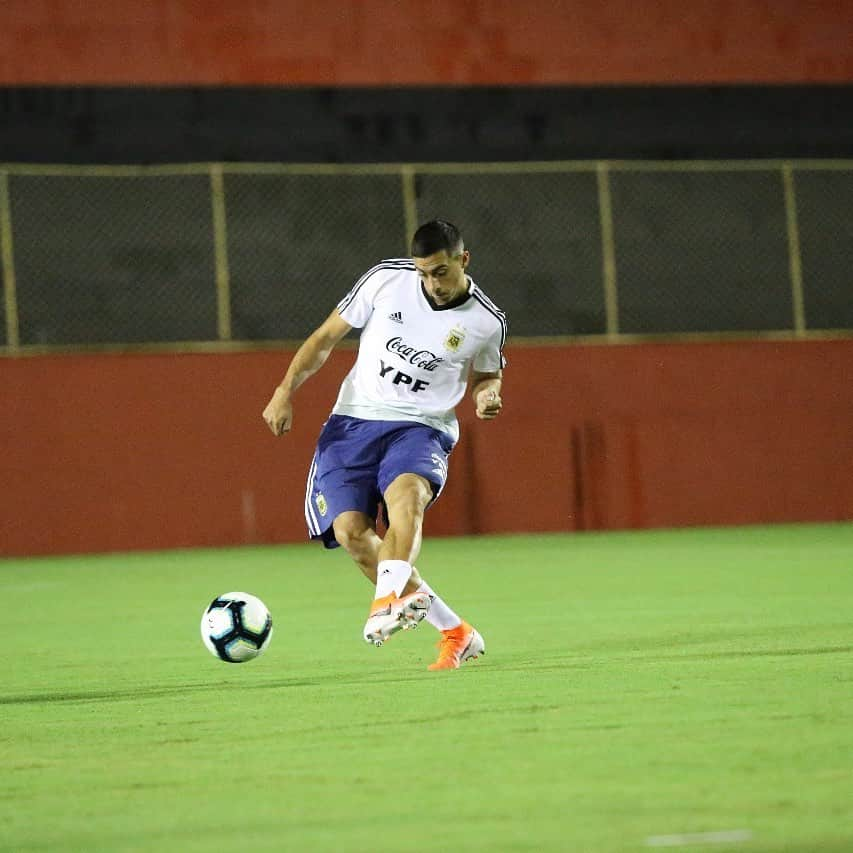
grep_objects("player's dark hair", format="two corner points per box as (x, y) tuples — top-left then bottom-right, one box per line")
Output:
(411, 220), (464, 258)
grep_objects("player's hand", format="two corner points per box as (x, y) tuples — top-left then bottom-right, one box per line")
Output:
(475, 388), (502, 420)
(262, 387), (293, 436)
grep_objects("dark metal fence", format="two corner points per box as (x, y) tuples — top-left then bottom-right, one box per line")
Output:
(1, 160), (851, 352)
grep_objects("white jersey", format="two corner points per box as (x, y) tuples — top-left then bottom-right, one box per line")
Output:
(332, 259), (507, 443)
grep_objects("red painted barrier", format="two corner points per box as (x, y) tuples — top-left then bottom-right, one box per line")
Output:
(1, 1), (852, 84)
(2, 340), (851, 557)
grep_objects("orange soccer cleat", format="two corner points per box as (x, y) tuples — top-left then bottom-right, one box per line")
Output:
(363, 591), (431, 647)
(428, 621), (485, 670)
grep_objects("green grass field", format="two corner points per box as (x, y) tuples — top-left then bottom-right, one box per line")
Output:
(2, 524), (852, 852)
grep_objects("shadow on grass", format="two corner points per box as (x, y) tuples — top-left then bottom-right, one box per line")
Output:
(649, 644), (853, 662)
(0, 678), (323, 706)
(10, 642), (842, 707)
(0, 658), (568, 706)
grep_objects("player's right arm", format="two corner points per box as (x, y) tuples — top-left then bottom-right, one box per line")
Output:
(262, 310), (352, 436)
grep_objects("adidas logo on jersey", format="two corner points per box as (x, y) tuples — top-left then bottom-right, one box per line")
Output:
(388, 311), (403, 324)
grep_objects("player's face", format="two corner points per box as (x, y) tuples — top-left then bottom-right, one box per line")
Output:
(412, 250), (470, 306)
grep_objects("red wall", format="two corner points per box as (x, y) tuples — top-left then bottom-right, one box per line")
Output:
(1, 1), (852, 85)
(2, 340), (852, 557)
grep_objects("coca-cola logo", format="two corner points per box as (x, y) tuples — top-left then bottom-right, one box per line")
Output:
(385, 337), (444, 372)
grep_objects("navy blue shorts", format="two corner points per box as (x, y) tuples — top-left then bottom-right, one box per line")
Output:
(304, 415), (455, 549)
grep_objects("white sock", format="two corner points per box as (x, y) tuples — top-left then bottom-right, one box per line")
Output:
(375, 560), (412, 598)
(417, 581), (462, 631)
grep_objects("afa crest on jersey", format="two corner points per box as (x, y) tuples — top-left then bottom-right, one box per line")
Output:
(444, 326), (466, 352)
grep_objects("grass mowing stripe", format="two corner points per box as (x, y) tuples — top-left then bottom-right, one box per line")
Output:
(645, 829), (753, 846)
(1, 523), (852, 852)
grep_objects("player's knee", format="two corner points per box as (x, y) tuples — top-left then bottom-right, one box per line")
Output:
(385, 474), (433, 519)
(333, 523), (362, 554)
(333, 517), (377, 562)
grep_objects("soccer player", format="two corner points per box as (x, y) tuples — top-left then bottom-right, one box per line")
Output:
(262, 220), (506, 670)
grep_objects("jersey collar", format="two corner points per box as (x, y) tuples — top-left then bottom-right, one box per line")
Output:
(419, 276), (474, 312)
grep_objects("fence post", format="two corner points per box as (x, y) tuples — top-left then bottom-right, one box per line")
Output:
(400, 165), (419, 254)
(781, 163), (807, 336)
(209, 163), (232, 341)
(0, 171), (20, 351)
(596, 161), (619, 339)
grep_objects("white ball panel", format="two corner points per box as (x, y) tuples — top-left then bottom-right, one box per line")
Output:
(239, 596), (271, 634)
(225, 637), (261, 662)
(204, 607), (236, 640)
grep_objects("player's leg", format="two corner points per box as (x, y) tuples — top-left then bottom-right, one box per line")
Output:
(304, 417), (439, 649)
(371, 426), (485, 667)
(334, 508), (467, 628)
(332, 508), (424, 589)
(375, 472), (432, 587)
(358, 474), (431, 645)
(360, 471), (438, 646)
(333, 508), (478, 657)
(332, 511), (383, 584)
(376, 472), (484, 668)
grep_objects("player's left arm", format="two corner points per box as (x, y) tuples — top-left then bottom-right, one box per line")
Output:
(470, 370), (503, 420)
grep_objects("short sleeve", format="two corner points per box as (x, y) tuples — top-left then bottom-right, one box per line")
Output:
(473, 319), (507, 372)
(336, 263), (394, 329)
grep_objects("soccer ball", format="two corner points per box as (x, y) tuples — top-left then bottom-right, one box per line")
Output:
(200, 592), (273, 663)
